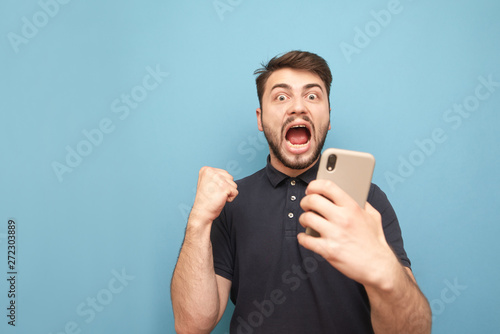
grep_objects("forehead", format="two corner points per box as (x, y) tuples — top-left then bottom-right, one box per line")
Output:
(265, 68), (325, 93)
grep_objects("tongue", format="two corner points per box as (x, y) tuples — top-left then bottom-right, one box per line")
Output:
(286, 127), (309, 145)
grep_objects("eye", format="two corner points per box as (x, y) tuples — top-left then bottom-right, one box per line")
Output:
(277, 94), (287, 101)
(307, 93), (317, 100)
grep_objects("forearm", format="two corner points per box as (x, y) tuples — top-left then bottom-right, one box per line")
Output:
(171, 218), (221, 333)
(365, 262), (432, 334)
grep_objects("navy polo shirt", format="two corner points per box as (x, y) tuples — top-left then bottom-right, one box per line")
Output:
(211, 157), (410, 333)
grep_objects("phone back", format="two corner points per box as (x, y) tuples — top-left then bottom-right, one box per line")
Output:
(316, 148), (375, 207)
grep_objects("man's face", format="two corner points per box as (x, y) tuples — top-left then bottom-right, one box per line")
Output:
(257, 68), (331, 174)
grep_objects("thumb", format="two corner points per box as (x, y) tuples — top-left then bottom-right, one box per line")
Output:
(226, 187), (239, 203)
(364, 201), (382, 223)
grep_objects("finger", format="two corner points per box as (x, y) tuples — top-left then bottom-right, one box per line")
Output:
(297, 232), (329, 258)
(300, 193), (338, 222)
(198, 167), (238, 202)
(199, 167), (233, 184)
(226, 184), (239, 202)
(299, 211), (331, 235)
(306, 179), (357, 207)
(364, 201), (376, 214)
(363, 201), (381, 219)
(215, 174), (238, 202)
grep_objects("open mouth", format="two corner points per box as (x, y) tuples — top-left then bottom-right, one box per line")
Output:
(285, 124), (311, 148)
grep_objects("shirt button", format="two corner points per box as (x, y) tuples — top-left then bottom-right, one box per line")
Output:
(290, 195), (296, 201)
(288, 212), (294, 218)
(291, 180), (296, 186)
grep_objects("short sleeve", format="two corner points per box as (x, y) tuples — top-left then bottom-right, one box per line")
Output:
(367, 184), (411, 269)
(210, 208), (234, 281)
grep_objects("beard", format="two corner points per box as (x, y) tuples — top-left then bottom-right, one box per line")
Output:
(261, 114), (329, 170)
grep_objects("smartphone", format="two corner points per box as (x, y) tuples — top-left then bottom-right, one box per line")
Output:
(305, 148), (376, 237)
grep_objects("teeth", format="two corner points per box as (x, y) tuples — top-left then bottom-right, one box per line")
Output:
(286, 139), (310, 148)
(287, 142), (308, 148)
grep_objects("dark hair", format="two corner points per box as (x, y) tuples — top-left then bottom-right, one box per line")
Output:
(254, 50), (332, 107)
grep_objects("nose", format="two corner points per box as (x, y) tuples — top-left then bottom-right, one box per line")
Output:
(287, 98), (308, 116)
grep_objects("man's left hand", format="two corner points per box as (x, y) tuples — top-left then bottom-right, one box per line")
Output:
(297, 179), (400, 290)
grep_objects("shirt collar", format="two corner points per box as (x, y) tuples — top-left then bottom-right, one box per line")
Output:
(265, 155), (320, 188)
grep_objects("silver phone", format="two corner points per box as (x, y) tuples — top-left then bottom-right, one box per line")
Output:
(305, 148), (375, 237)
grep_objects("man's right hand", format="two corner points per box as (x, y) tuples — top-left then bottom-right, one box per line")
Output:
(189, 167), (238, 225)
(172, 166), (236, 333)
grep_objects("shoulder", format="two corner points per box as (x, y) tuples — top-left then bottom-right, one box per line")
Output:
(368, 184), (411, 267)
(223, 165), (272, 214)
(367, 183), (399, 224)
(367, 183), (392, 211)
(235, 166), (267, 189)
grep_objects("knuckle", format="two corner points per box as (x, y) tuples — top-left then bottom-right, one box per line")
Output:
(350, 203), (363, 214)
(336, 212), (350, 227)
(321, 179), (335, 188)
(300, 211), (311, 221)
(323, 178), (333, 186)
(311, 193), (323, 201)
(200, 166), (215, 180)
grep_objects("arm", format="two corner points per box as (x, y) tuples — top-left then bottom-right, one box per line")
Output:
(367, 265), (431, 333)
(171, 167), (237, 334)
(297, 179), (431, 334)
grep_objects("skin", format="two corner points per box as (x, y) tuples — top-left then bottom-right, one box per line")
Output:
(171, 67), (431, 333)
(298, 180), (432, 333)
(256, 68), (331, 177)
(170, 167), (235, 333)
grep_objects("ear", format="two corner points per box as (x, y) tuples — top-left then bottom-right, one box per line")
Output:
(328, 108), (332, 130)
(256, 108), (263, 132)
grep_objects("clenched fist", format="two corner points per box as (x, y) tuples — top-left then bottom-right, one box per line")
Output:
(189, 167), (239, 226)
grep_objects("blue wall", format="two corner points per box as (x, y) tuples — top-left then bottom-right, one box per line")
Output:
(1, 1), (499, 333)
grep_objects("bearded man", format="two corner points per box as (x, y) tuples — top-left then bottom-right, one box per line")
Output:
(171, 50), (431, 334)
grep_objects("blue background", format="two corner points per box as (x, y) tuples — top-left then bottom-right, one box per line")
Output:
(1, 0), (499, 333)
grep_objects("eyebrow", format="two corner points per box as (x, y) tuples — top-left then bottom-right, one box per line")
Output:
(303, 83), (324, 92)
(270, 83), (292, 92)
(270, 83), (324, 93)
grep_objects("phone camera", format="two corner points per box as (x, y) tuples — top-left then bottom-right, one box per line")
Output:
(326, 154), (337, 171)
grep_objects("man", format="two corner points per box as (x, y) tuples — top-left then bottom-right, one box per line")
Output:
(171, 51), (431, 333)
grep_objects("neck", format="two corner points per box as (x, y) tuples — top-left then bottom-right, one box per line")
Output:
(269, 153), (319, 178)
